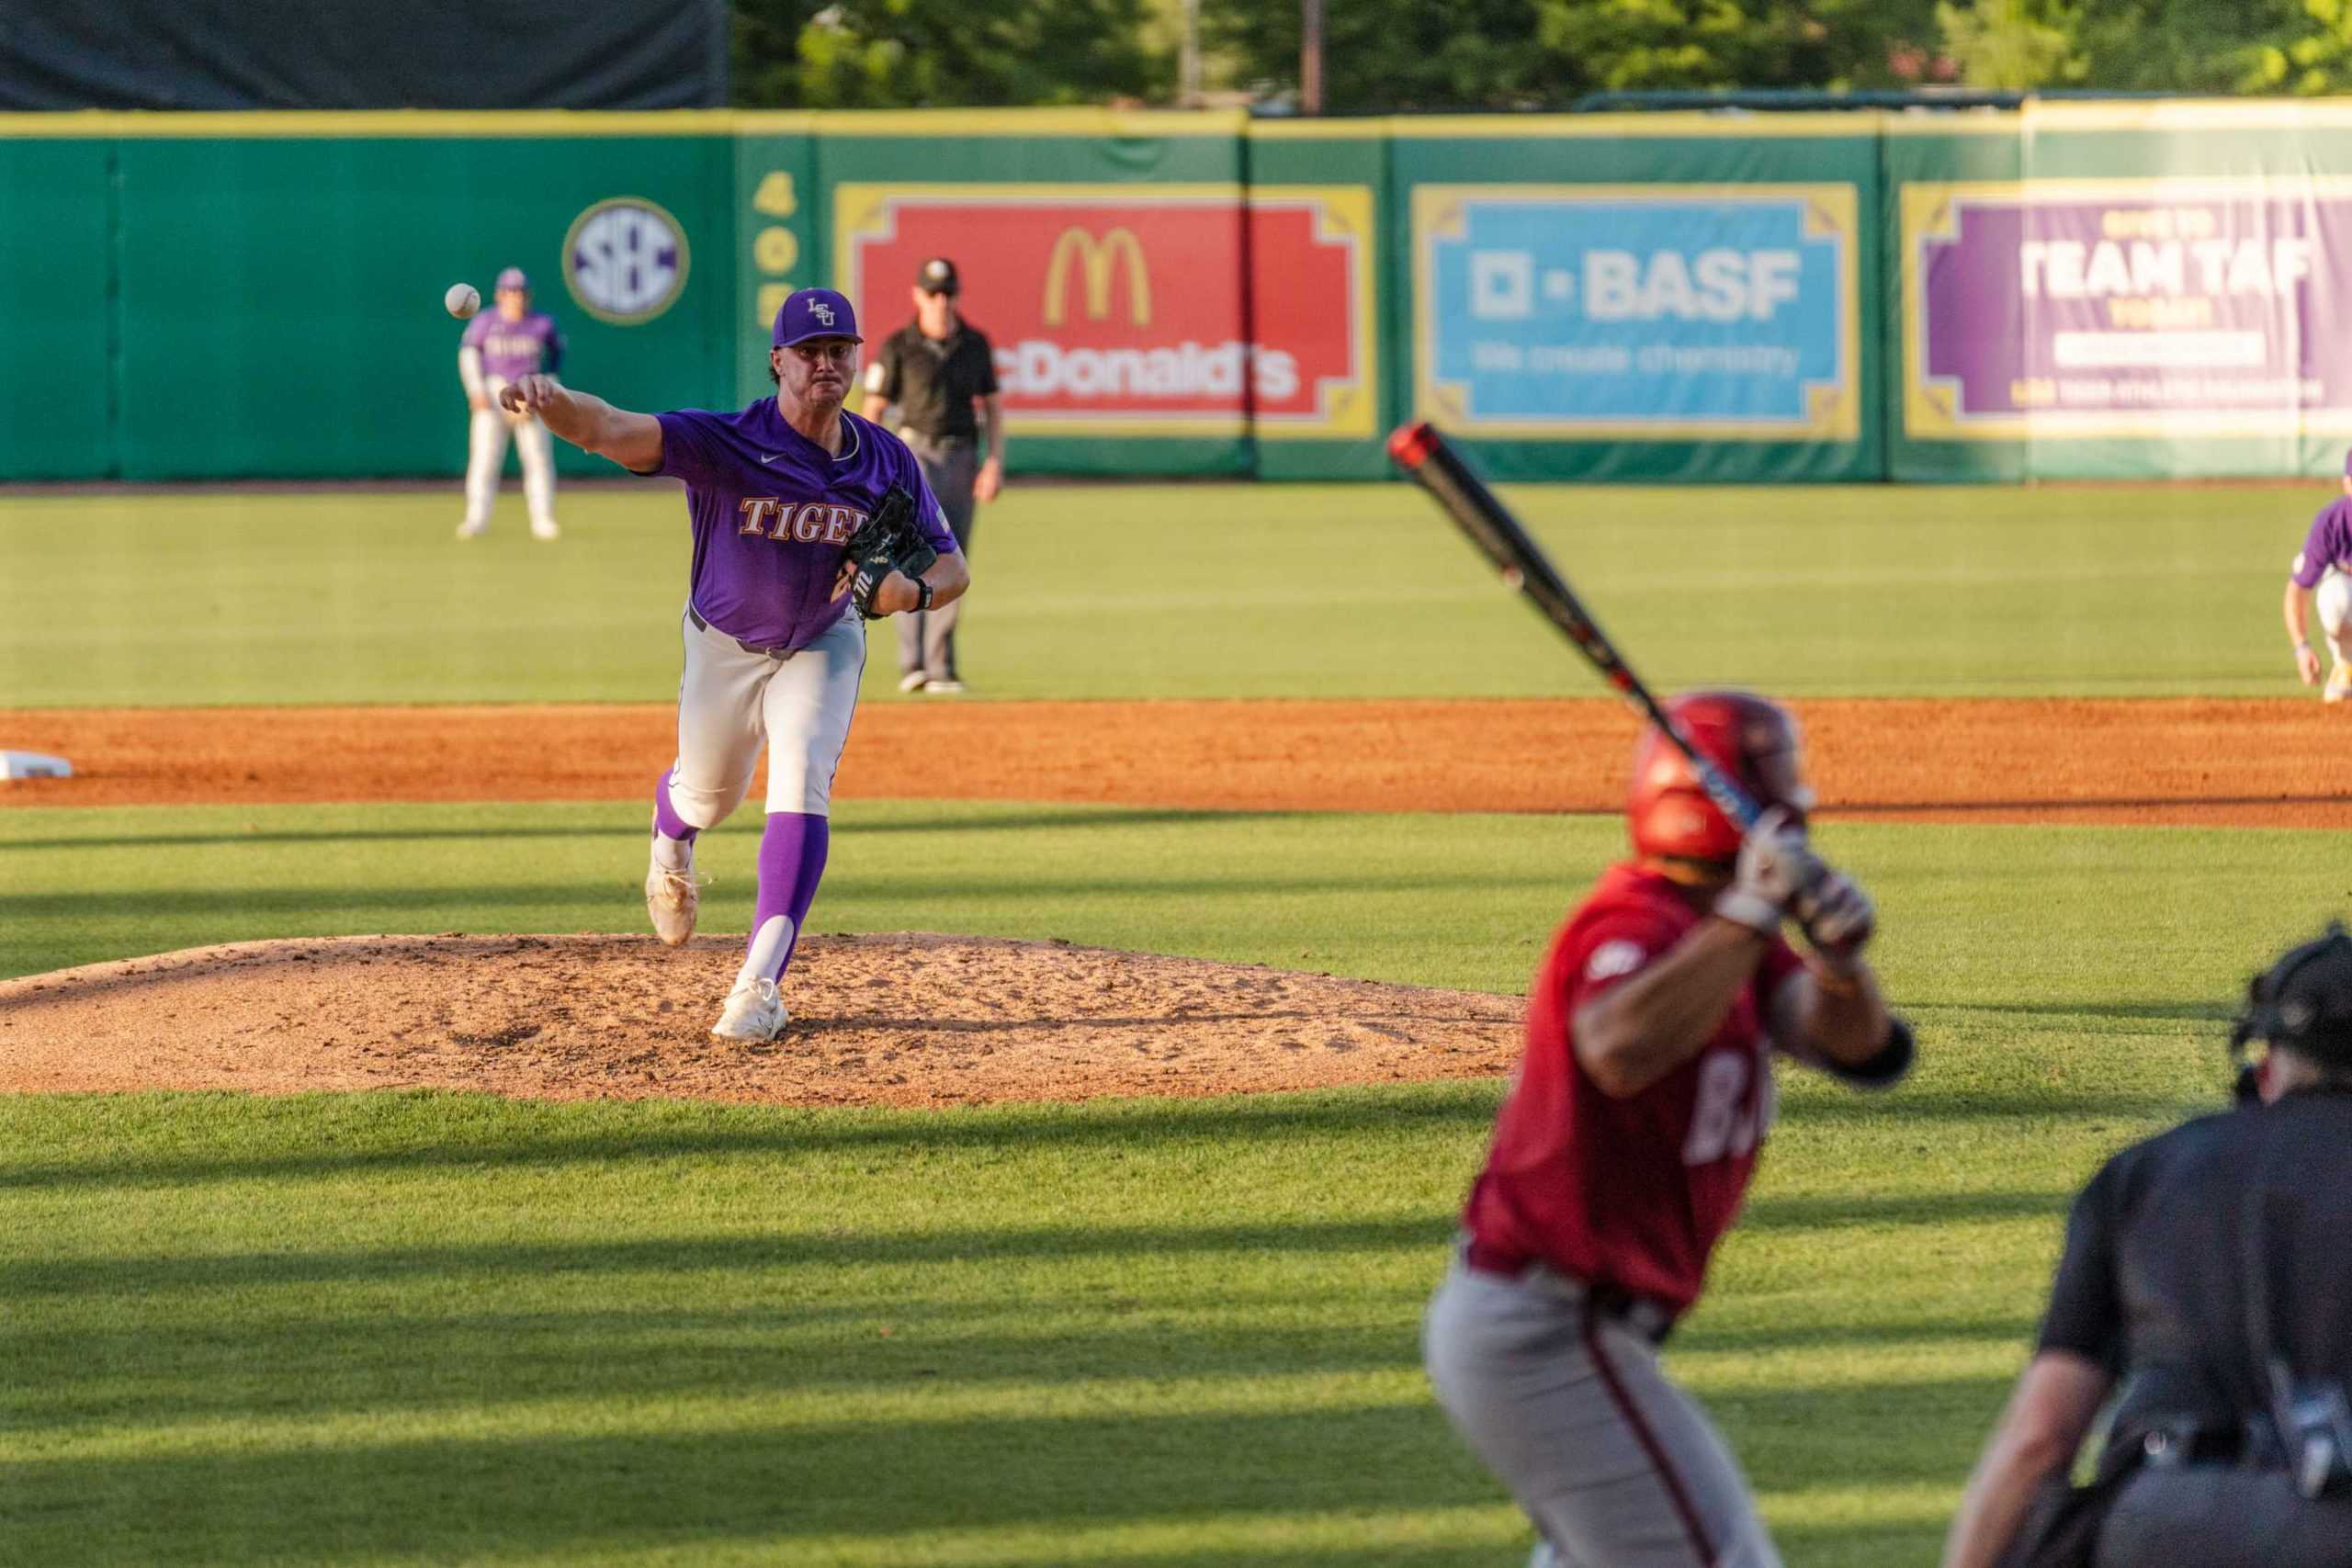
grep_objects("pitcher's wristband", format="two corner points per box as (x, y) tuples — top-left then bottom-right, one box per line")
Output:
(913, 579), (934, 613)
(1713, 890), (1782, 933)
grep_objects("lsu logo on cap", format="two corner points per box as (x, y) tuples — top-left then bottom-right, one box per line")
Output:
(809, 299), (835, 326)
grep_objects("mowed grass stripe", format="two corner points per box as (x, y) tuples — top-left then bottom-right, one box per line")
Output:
(0, 481), (2325, 704)
(1, 794), (2314, 1566)
(4, 799), (2345, 1003)
(14, 1340), (2036, 1463)
(3, 1070), (2181, 1568)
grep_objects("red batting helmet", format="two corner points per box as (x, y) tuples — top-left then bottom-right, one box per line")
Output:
(1626, 691), (1813, 863)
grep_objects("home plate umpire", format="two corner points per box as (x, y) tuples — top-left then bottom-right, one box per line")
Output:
(1944, 928), (2352, 1568)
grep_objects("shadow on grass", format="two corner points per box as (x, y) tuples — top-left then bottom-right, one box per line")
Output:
(0, 1078), (2177, 1197)
(1683, 1311), (2039, 1356)
(1906, 998), (2234, 1025)
(0, 808), (1318, 854)
(4, 1379), (1991, 1568)
(0, 1089), (1506, 1192)
(13, 1308), (1443, 1429)
(0, 884), (621, 922)
(0, 863), (1566, 923)
(5, 1181), (2075, 1304)
(1741, 1189), (2068, 1233)
(6, 1405), (1495, 1565)
(1778, 1086), (2195, 1123)
(2, 1217), (1460, 1300)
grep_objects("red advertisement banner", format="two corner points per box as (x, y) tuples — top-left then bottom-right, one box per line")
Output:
(835, 186), (1374, 438)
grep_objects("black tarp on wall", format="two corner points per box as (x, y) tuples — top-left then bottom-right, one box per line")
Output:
(0, 0), (728, 109)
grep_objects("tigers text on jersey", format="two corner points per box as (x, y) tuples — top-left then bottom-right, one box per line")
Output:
(650, 403), (958, 652)
(461, 310), (564, 381)
(1461, 862), (1804, 1318)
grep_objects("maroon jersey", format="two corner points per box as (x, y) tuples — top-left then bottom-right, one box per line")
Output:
(1462, 862), (1805, 1317)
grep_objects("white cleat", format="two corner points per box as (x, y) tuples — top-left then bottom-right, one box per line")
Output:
(924, 678), (967, 695)
(711, 976), (788, 1042)
(2328, 662), (2352, 705)
(456, 517), (487, 539)
(530, 518), (560, 541)
(897, 670), (929, 693)
(644, 839), (701, 948)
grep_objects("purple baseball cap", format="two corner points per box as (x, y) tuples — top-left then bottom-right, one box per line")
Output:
(773, 288), (863, 347)
(2341, 445), (2352, 479)
(495, 266), (529, 293)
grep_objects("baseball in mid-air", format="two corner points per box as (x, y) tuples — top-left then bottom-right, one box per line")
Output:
(445, 282), (481, 320)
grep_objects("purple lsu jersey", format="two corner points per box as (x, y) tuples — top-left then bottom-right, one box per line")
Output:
(650, 401), (958, 651)
(2292, 497), (2352, 589)
(462, 310), (565, 381)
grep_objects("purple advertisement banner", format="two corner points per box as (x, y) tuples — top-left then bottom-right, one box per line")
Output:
(1905, 181), (2352, 439)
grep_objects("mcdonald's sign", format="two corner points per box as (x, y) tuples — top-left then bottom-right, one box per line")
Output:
(833, 185), (1375, 438)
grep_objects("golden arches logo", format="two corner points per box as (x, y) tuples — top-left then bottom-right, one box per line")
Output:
(1042, 226), (1152, 326)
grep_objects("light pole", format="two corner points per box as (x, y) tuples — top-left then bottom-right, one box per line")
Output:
(1301, 0), (1323, 115)
(1181, 0), (1201, 107)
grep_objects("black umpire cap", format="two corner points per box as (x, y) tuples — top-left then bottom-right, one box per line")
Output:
(917, 257), (959, 296)
(2234, 923), (2352, 1070)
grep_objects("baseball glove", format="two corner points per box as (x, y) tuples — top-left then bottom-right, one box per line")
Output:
(842, 487), (939, 620)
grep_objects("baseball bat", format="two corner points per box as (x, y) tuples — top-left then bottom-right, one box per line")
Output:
(1386, 421), (1762, 833)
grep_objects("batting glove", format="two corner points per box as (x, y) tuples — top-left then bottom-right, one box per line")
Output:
(1795, 867), (1876, 975)
(1715, 807), (1819, 934)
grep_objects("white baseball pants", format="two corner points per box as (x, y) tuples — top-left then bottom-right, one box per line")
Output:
(464, 377), (557, 532)
(2318, 569), (2352, 666)
(1424, 1258), (1781, 1568)
(663, 605), (865, 830)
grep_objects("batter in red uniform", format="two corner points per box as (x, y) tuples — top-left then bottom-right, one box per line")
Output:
(1423, 691), (1914, 1568)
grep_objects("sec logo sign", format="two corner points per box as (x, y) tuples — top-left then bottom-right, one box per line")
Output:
(563, 197), (690, 325)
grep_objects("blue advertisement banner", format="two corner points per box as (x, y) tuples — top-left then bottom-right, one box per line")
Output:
(1411, 185), (1860, 440)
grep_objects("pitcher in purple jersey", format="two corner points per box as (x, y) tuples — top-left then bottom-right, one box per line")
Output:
(500, 288), (969, 1042)
(2283, 448), (2352, 705)
(458, 267), (567, 541)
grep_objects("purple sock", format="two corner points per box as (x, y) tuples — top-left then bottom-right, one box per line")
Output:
(746, 812), (831, 982)
(652, 767), (698, 843)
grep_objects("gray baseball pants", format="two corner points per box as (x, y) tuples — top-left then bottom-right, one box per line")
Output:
(1423, 1258), (1781, 1568)
(2096, 1469), (2352, 1567)
(897, 433), (977, 682)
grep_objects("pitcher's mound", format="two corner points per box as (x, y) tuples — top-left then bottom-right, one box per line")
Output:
(0, 933), (1522, 1107)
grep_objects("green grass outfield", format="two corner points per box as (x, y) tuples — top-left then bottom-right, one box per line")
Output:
(5, 799), (2338, 1564)
(4, 481), (2343, 1565)
(0, 479), (2327, 705)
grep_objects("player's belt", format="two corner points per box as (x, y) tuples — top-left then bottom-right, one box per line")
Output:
(1462, 1238), (1677, 1344)
(688, 604), (799, 660)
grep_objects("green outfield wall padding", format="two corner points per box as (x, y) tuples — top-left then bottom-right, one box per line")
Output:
(0, 139), (112, 480)
(10, 105), (2352, 484)
(108, 134), (736, 481)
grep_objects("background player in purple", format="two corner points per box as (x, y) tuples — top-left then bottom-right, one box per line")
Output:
(498, 288), (968, 1041)
(458, 266), (567, 541)
(2283, 447), (2352, 704)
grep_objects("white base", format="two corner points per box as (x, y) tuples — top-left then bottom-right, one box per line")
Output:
(1, 750), (72, 780)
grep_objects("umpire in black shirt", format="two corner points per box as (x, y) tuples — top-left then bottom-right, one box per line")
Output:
(1943, 925), (2352, 1568)
(862, 256), (1003, 695)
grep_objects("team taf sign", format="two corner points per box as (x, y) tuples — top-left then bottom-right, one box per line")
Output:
(563, 197), (691, 326)
(1414, 185), (1860, 441)
(832, 185), (1377, 439)
(1905, 179), (2352, 440)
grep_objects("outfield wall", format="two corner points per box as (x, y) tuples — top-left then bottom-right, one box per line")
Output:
(6, 103), (2352, 482)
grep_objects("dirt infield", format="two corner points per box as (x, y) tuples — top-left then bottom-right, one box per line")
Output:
(0, 933), (1521, 1107)
(1, 696), (2346, 827)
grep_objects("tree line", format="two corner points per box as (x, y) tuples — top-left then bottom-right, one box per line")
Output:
(729, 0), (2352, 111)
